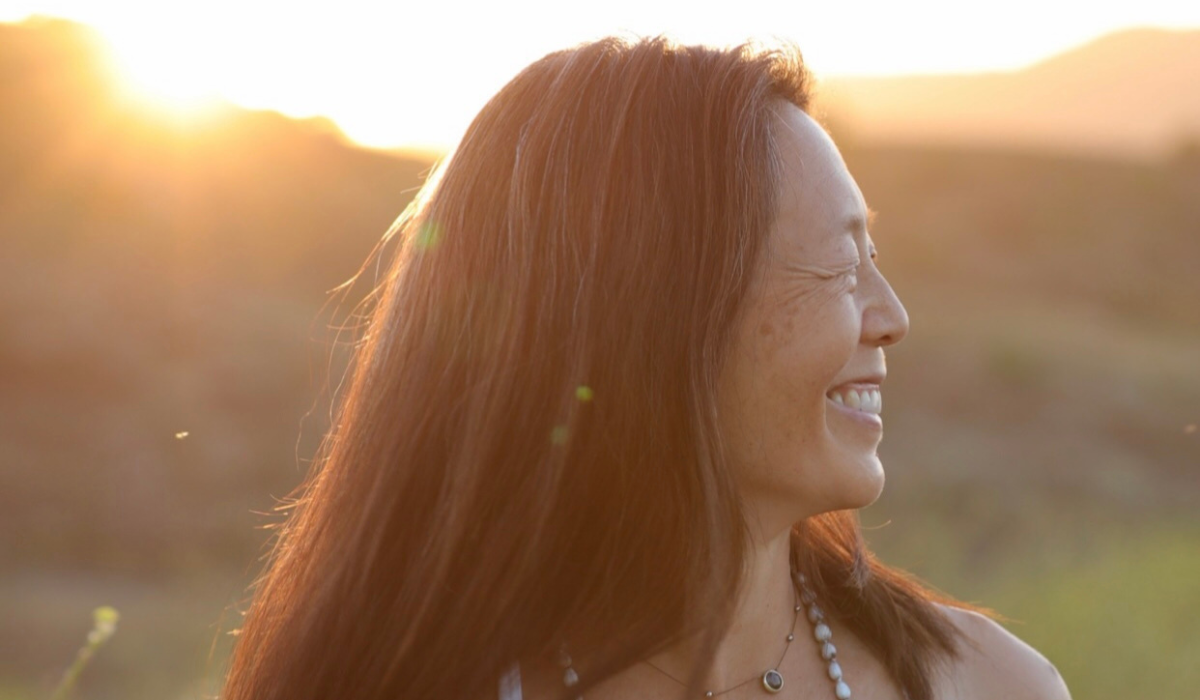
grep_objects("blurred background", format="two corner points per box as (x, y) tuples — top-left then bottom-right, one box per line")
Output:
(1, 2), (1197, 699)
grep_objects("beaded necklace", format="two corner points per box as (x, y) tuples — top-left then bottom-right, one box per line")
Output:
(554, 567), (852, 699)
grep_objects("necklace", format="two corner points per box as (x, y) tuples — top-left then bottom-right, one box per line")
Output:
(554, 567), (853, 699)
(640, 582), (800, 697)
(793, 570), (852, 700)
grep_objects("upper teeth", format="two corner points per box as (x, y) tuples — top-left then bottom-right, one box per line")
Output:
(828, 388), (882, 414)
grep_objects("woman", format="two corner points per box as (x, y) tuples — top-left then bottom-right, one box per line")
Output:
(223, 37), (1070, 700)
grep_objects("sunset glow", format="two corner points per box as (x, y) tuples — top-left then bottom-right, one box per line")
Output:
(107, 32), (226, 121)
(4, 0), (1200, 150)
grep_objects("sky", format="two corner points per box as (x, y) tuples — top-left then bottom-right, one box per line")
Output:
(5, 0), (1200, 151)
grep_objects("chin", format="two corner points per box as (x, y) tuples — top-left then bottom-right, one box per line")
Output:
(834, 456), (886, 511)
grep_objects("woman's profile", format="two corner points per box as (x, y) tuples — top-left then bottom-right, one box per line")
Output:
(222, 36), (1071, 700)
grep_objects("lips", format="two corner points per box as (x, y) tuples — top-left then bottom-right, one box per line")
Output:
(832, 372), (885, 387)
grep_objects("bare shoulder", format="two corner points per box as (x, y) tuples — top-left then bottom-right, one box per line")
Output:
(934, 605), (1071, 700)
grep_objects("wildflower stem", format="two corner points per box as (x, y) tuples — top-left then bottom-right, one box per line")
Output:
(50, 606), (119, 700)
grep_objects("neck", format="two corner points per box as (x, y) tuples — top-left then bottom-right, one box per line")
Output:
(646, 527), (796, 692)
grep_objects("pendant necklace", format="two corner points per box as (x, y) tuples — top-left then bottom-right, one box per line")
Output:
(555, 567), (852, 699)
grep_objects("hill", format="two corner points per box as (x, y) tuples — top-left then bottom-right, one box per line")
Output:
(819, 28), (1200, 158)
(1, 11), (1196, 569)
(0, 17), (432, 569)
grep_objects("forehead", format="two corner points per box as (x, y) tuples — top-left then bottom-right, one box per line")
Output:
(768, 104), (868, 253)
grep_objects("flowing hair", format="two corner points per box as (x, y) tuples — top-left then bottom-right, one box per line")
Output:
(222, 36), (964, 700)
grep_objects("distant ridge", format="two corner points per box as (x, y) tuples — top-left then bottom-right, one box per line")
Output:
(817, 28), (1200, 159)
(1, 16), (1197, 592)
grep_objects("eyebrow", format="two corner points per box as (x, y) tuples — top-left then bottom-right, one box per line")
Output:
(843, 206), (878, 234)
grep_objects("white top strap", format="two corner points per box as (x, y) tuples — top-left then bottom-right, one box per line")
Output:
(499, 661), (523, 700)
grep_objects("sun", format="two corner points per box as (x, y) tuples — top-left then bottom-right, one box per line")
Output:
(99, 22), (227, 122)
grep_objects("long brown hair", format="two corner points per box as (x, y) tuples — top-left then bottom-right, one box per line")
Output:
(223, 36), (963, 700)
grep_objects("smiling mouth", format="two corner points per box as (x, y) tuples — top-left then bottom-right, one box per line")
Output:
(825, 387), (882, 415)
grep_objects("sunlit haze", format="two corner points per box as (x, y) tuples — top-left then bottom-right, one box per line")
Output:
(5, 0), (1200, 151)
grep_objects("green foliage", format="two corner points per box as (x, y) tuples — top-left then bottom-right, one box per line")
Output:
(997, 530), (1200, 700)
(868, 507), (1200, 700)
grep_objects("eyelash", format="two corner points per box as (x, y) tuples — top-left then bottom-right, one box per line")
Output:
(845, 248), (880, 294)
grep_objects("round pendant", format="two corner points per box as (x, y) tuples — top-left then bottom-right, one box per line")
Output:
(761, 669), (784, 693)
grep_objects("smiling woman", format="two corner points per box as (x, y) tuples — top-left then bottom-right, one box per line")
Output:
(718, 104), (906, 532)
(221, 36), (1071, 700)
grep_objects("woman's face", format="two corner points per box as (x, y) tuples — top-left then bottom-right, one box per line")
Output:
(718, 103), (909, 535)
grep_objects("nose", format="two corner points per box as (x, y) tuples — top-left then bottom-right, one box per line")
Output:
(862, 270), (909, 347)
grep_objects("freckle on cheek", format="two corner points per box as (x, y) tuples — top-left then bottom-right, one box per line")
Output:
(759, 321), (774, 337)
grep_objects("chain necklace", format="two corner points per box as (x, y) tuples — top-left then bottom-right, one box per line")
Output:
(554, 567), (853, 699)
(639, 581), (799, 697)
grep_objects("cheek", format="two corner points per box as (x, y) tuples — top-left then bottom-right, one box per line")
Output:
(717, 290), (860, 469)
(755, 295), (858, 398)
